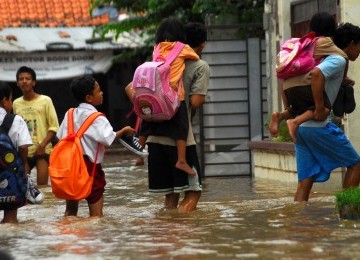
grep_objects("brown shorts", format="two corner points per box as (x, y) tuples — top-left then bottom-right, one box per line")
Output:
(84, 156), (106, 204)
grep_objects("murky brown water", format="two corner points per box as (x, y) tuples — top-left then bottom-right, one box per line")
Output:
(1, 154), (360, 259)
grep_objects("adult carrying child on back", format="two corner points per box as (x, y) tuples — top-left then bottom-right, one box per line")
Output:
(132, 16), (200, 175)
(269, 12), (352, 142)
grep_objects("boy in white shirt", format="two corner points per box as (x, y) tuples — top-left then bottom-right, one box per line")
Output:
(0, 81), (32, 223)
(56, 76), (135, 217)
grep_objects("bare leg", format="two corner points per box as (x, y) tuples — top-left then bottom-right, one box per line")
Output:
(175, 140), (195, 176)
(164, 193), (180, 209)
(36, 158), (49, 185)
(88, 196), (104, 217)
(2, 209), (18, 224)
(135, 136), (146, 166)
(65, 200), (79, 216)
(294, 177), (314, 202)
(343, 163), (360, 188)
(269, 110), (291, 137)
(287, 109), (330, 143)
(178, 191), (201, 213)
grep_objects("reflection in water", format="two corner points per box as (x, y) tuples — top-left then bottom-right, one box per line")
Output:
(1, 156), (360, 259)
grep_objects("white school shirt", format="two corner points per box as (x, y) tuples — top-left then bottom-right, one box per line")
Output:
(56, 103), (116, 163)
(0, 107), (32, 150)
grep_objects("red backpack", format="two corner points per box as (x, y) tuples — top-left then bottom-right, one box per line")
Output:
(276, 32), (321, 79)
(49, 108), (103, 200)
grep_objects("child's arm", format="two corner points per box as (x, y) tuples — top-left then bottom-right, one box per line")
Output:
(18, 145), (30, 176)
(125, 82), (135, 103)
(114, 126), (135, 140)
(37, 130), (57, 154)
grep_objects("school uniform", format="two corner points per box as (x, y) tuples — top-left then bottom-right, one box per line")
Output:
(0, 108), (32, 150)
(0, 107), (32, 210)
(56, 103), (116, 203)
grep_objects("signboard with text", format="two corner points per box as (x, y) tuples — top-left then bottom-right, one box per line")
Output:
(0, 50), (113, 81)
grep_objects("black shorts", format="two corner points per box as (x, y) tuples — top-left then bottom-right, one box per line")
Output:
(140, 101), (189, 140)
(284, 85), (331, 117)
(147, 143), (202, 194)
(27, 154), (50, 170)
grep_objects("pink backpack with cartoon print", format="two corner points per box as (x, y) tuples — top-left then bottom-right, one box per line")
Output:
(276, 32), (321, 79)
(132, 42), (185, 121)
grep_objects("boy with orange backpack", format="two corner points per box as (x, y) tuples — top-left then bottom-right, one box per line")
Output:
(53, 76), (135, 217)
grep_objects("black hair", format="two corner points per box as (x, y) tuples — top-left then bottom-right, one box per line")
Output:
(0, 81), (12, 101)
(184, 22), (207, 48)
(70, 76), (96, 103)
(155, 16), (186, 44)
(309, 12), (336, 37)
(16, 66), (36, 81)
(334, 22), (360, 49)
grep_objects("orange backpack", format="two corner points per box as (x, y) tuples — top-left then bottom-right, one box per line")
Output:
(49, 108), (103, 200)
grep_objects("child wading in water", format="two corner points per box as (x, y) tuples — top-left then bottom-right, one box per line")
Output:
(56, 76), (135, 217)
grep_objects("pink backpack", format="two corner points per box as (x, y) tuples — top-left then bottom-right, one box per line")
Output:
(132, 42), (185, 121)
(276, 32), (321, 79)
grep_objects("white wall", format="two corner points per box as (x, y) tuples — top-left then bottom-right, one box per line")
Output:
(339, 0), (360, 151)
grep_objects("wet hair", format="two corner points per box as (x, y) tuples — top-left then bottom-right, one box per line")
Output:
(70, 76), (96, 103)
(155, 17), (186, 44)
(16, 66), (36, 81)
(0, 81), (12, 101)
(185, 22), (207, 48)
(333, 22), (360, 49)
(309, 12), (336, 37)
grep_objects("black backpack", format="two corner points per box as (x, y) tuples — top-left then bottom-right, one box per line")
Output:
(0, 114), (27, 210)
(332, 83), (356, 117)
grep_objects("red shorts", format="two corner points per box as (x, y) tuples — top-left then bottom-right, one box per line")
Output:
(84, 156), (106, 204)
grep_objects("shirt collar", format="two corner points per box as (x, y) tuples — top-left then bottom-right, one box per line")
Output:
(0, 107), (6, 115)
(78, 103), (98, 111)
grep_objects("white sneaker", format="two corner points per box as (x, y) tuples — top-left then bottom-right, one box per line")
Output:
(26, 177), (44, 204)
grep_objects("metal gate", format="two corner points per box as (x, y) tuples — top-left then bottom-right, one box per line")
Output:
(195, 25), (267, 177)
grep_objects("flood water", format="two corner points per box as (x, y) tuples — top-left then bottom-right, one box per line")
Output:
(2, 153), (360, 259)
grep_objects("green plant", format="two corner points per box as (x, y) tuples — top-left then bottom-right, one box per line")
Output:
(265, 116), (292, 142)
(335, 188), (360, 210)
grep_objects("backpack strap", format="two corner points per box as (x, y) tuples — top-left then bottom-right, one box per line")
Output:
(76, 111), (104, 138)
(67, 108), (104, 138)
(67, 108), (75, 135)
(1, 113), (16, 134)
(153, 41), (185, 65)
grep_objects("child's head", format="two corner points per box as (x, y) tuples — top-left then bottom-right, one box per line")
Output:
(309, 12), (336, 37)
(155, 16), (186, 44)
(70, 76), (103, 105)
(333, 23), (360, 61)
(0, 81), (13, 113)
(184, 22), (207, 49)
(16, 66), (36, 93)
(16, 66), (36, 81)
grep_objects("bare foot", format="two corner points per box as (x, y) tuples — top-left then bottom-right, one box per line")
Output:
(175, 160), (196, 176)
(135, 157), (144, 166)
(269, 112), (281, 137)
(286, 119), (297, 143)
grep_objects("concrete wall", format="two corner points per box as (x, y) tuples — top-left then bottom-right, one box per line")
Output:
(339, 0), (360, 151)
